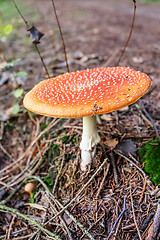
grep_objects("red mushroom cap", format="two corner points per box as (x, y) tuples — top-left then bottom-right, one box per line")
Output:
(23, 67), (151, 118)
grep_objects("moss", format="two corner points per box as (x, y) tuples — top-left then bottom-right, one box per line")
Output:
(138, 139), (160, 185)
(44, 173), (54, 189)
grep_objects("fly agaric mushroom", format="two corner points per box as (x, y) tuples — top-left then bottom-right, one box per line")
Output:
(23, 67), (151, 171)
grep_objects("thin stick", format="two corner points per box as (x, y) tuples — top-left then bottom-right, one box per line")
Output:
(130, 183), (142, 240)
(13, 234), (32, 240)
(48, 193), (95, 240)
(4, 144), (47, 187)
(107, 195), (127, 240)
(0, 181), (24, 205)
(140, 100), (160, 140)
(0, 143), (16, 162)
(12, 0), (29, 28)
(0, 154), (45, 205)
(51, 0), (70, 72)
(103, 48), (120, 68)
(7, 215), (16, 240)
(135, 103), (154, 128)
(96, 163), (110, 198)
(80, 214), (104, 239)
(12, 0), (50, 78)
(29, 176), (95, 240)
(110, 152), (118, 184)
(138, 177), (147, 204)
(0, 118), (60, 175)
(0, 205), (61, 240)
(51, 158), (108, 219)
(114, 150), (146, 178)
(34, 45), (50, 78)
(45, 193), (73, 240)
(117, 0), (136, 65)
(52, 145), (65, 194)
(0, 46), (8, 62)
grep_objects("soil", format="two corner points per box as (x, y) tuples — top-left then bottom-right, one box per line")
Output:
(0, 0), (160, 239)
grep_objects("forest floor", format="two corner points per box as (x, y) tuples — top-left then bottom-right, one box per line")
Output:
(0, 0), (160, 239)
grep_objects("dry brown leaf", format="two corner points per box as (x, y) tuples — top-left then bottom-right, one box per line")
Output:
(5, 107), (14, 117)
(63, 213), (72, 226)
(123, 167), (132, 173)
(104, 138), (118, 148)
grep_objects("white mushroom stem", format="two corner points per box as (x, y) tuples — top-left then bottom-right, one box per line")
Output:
(80, 116), (101, 171)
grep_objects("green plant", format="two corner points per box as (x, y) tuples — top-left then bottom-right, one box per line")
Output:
(30, 192), (35, 203)
(60, 134), (69, 143)
(12, 88), (24, 115)
(14, 88), (24, 98)
(138, 138), (160, 185)
(12, 104), (20, 115)
(0, 24), (13, 39)
(1, 59), (20, 69)
(49, 144), (60, 161)
(44, 174), (54, 189)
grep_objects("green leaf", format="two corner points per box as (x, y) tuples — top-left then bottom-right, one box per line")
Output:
(30, 193), (35, 203)
(3, 24), (13, 35)
(2, 62), (14, 69)
(60, 135), (68, 143)
(1, 59), (21, 69)
(15, 71), (28, 77)
(14, 89), (24, 98)
(12, 104), (20, 115)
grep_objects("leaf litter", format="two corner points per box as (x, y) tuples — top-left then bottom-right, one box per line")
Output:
(0, 0), (160, 239)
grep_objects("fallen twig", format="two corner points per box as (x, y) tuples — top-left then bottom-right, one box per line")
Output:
(114, 150), (146, 178)
(45, 193), (73, 240)
(12, 0), (50, 78)
(52, 145), (66, 194)
(50, 193), (95, 240)
(138, 177), (147, 204)
(0, 180), (24, 205)
(52, 158), (108, 219)
(7, 215), (16, 240)
(117, 0), (136, 65)
(106, 195), (127, 240)
(96, 163), (110, 198)
(0, 118), (60, 176)
(140, 100), (160, 140)
(110, 152), (118, 184)
(29, 175), (95, 240)
(135, 103), (153, 128)
(0, 143), (16, 163)
(130, 183), (142, 240)
(80, 214), (105, 239)
(132, 214), (154, 240)
(0, 153), (45, 205)
(103, 48), (120, 67)
(50, 0), (70, 72)
(0, 204), (61, 240)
